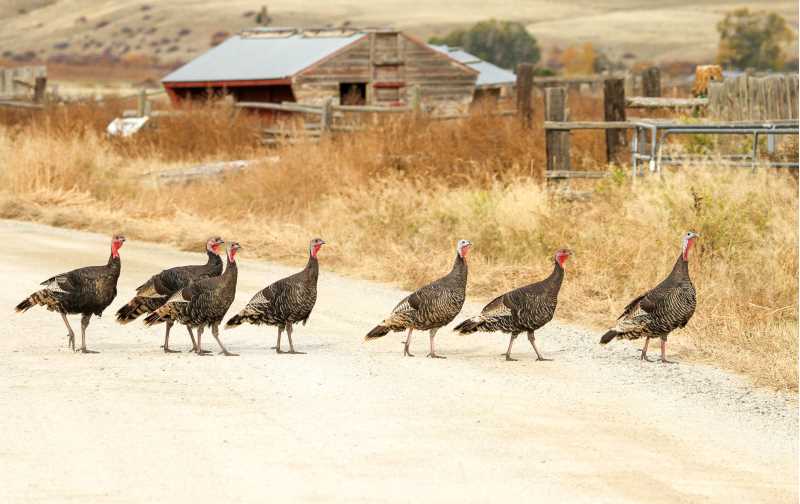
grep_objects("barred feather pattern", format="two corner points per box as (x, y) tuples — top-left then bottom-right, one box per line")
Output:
(226, 256), (318, 329)
(116, 249), (223, 323)
(15, 254), (121, 316)
(146, 254), (238, 329)
(367, 253), (467, 338)
(604, 254), (696, 342)
(454, 260), (564, 335)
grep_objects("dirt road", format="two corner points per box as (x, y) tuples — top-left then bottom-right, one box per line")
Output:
(1, 220), (796, 503)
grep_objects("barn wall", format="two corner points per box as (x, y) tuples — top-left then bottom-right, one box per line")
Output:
(293, 37), (371, 105)
(401, 34), (476, 115)
(293, 32), (477, 113)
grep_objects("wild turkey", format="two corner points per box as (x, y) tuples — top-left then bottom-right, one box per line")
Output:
(454, 249), (571, 361)
(600, 231), (699, 363)
(115, 236), (225, 352)
(144, 242), (242, 356)
(226, 238), (325, 354)
(365, 239), (471, 358)
(15, 235), (126, 353)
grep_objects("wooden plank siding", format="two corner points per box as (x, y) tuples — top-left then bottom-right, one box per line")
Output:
(293, 31), (477, 113)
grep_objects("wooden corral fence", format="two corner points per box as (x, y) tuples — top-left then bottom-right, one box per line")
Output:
(707, 73), (799, 121)
(541, 69), (800, 178)
(0, 65), (47, 108)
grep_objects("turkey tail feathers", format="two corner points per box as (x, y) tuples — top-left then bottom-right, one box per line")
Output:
(364, 325), (390, 340)
(453, 317), (482, 334)
(600, 330), (618, 344)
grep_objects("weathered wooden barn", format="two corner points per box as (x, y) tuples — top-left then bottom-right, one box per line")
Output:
(162, 27), (480, 114)
(428, 45), (516, 101)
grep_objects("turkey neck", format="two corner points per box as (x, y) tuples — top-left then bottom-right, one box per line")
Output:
(446, 253), (468, 286)
(667, 253), (690, 282)
(106, 249), (121, 276)
(303, 254), (319, 284)
(546, 259), (565, 292)
(206, 249), (223, 271)
(221, 255), (238, 289)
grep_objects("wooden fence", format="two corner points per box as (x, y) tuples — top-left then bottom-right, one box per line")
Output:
(0, 65), (46, 99)
(707, 73), (798, 121)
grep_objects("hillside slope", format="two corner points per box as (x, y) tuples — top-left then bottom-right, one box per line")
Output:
(1, 0), (797, 69)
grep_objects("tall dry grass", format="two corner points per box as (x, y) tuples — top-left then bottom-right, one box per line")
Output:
(0, 101), (796, 390)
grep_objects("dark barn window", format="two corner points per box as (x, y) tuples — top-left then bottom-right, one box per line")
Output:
(339, 82), (367, 105)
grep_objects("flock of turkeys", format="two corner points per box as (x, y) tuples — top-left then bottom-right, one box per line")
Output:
(15, 232), (700, 363)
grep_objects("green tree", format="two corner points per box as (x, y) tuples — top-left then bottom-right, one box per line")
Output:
(429, 20), (540, 70)
(717, 9), (794, 70)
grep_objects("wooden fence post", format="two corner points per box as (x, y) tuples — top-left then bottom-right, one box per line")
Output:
(516, 63), (534, 128)
(642, 66), (661, 97)
(604, 78), (627, 165)
(545, 87), (570, 172)
(33, 76), (47, 103)
(137, 89), (147, 117)
(320, 97), (333, 133)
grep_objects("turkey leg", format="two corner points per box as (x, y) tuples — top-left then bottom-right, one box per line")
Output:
(402, 328), (414, 357)
(285, 323), (305, 354)
(427, 328), (446, 359)
(77, 314), (98, 354)
(194, 326), (211, 355)
(60, 313), (75, 351)
(162, 320), (180, 353)
(640, 336), (655, 362)
(527, 331), (551, 361)
(186, 326), (197, 352)
(660, 338), (676, 364)
(274, 325), (284, 353)
(504, 334), (519, 361)
(211, 323), (238, 356)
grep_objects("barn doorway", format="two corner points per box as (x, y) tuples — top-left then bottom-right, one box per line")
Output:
(339, 82), (367, 105)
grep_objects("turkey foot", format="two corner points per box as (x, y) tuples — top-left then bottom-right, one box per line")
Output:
(535, 356), (553, 362)
(660, 358), (678, 364)
(504, 354), (518, 362)
(76, 348), (99, 354)
(640, 354), (655, 362)
(426, 353), (446, 359)
(161, 345), (181, 354)
(286, 350), (306, 355)
(218, 350), (239, 357)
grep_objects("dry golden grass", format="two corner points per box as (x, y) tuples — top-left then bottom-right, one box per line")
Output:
(0, 101), (796, 390)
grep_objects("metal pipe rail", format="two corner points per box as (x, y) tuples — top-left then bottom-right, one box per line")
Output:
(631, 121), (800, 176)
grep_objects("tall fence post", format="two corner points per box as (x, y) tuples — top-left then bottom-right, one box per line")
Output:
(320, 97), (333, 133)
(545, 87), (570, 172)
(642, 66), (661, 97)
(604, 78), (627, 165)
(137, 89), (147, 117)
(516, 63), (534, 128)
(33, 76), (47, 103)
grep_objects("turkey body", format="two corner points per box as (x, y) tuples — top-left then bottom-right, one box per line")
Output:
(454, 251), (567, 361)
(365, 243), (470, 358)
(145, 244), (240, 356)
(15, 236), (125, 353)
(226, 238), (323, 354)
(116, 243), (223, 352)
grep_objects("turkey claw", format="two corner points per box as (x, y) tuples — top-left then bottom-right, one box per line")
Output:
(504, 355), (518, 362)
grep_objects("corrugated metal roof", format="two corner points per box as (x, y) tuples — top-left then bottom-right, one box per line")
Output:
(429, 45), (516, 88)
(162, 31), (366, 83)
